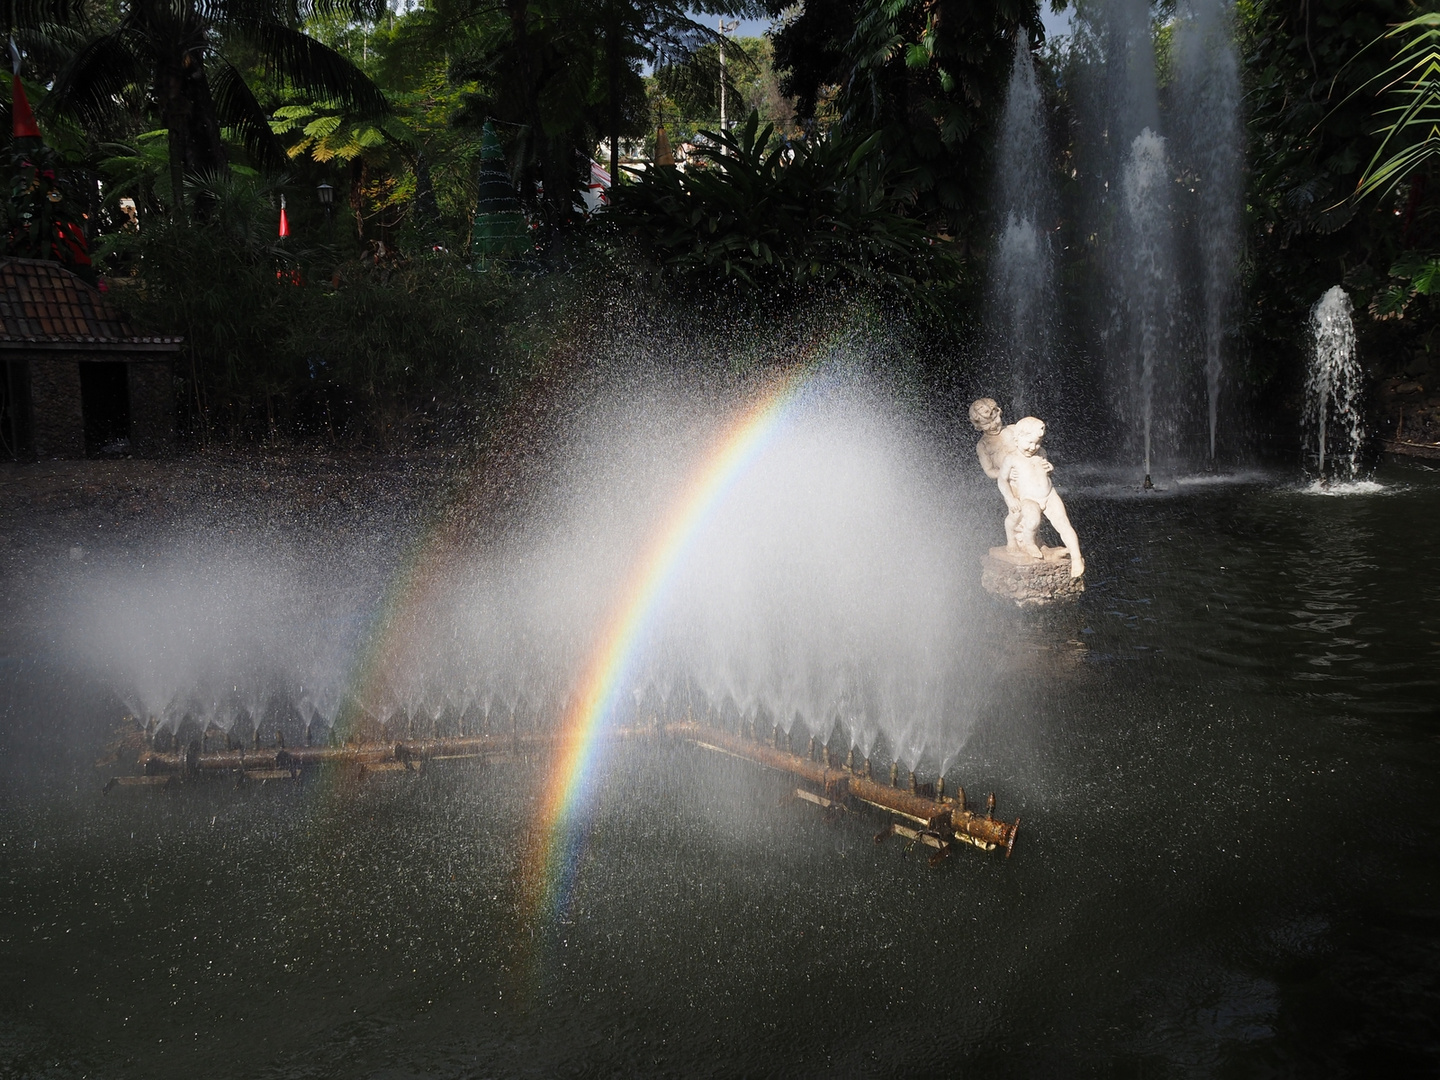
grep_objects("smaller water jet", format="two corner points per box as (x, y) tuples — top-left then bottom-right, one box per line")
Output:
(1305, 286), (1364, 484)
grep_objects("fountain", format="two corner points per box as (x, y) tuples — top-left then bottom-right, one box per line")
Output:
(990, 36), (1056, 417)
(1121, 127), (1174, 485)
(73, 353), (1016, 853)
(1061, 0), (1245, 476)
(5, 296), (1440, 1075)
(6, 7), (1440, 1073)
(1305, 285), (1364, 482)
(1173, 0), (1243, 460)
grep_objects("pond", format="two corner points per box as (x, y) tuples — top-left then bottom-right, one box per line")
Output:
(2, 457), (1437, 1076)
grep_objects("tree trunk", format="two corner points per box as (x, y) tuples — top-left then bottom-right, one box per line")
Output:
(411, 149), (441, 240)
(607, 0), (621, 184)
(159, 59), (191, 219)
(506, 0), (573, 229)
(159, 47), (229, 220)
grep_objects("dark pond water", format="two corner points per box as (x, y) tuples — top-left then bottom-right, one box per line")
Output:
(2, 461), (1438, 1077)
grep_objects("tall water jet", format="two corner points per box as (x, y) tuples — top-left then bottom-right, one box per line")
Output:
(990, 36), (1055, 416)
(1173, 0), (1243, 460)
(1121, 129), (1174, 480)
(1070, 0), (1179, 469)
(1305, 286), (1363, 481)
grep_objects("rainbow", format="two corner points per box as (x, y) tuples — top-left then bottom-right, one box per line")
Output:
(523, 358), (822, 919)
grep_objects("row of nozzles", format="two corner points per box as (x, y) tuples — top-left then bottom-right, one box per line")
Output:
(740, 719), (978, 814)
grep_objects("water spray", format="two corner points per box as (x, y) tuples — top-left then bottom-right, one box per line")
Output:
(100, 714), (1020, 863)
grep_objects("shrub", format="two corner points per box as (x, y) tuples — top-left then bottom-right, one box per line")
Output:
(105, 173), (541, 445)
(605, 111), (964, 312)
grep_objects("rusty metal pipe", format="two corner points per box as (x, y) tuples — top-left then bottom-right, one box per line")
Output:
(135, 732), (558, 777)
(664, 721), (1018, 853)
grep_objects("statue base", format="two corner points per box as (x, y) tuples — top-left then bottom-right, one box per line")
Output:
(981, 546), (1084, 607)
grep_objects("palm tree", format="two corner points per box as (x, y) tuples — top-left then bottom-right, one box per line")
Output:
(46, 0), (389, 215)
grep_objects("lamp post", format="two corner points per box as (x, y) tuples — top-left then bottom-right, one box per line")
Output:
(316, 180), (334, 221)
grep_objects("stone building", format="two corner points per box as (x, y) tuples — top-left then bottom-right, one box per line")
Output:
(0, 257), (182, 459)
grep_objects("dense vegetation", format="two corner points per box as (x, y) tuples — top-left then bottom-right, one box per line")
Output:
(0, 0), (1431, 444)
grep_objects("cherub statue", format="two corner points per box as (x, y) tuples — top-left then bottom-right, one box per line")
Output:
(968, 397), (1016, 479)
(998, 416), (1084, 579)
(970, 397), (1021, 543)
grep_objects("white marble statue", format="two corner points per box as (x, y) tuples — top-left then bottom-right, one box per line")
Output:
(997, 416), (1084, 579)
(968, 397), (1016, 479)
(969, 397), (1021, 543)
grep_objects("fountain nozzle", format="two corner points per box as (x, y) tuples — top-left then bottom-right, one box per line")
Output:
(1143, 474), (1154, 491)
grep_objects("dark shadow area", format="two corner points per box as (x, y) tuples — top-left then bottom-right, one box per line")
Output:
(79, 360), (130, 455)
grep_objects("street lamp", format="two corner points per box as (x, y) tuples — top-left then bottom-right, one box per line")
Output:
(316, 180), (334, 220)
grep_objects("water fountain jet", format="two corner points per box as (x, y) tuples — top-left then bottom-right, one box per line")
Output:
(1305, 286), (1363, 483)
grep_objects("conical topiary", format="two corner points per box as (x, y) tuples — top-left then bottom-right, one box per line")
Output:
(472, 120), (528, 261)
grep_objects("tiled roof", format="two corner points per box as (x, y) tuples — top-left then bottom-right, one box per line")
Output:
(0, 257), (182, 346)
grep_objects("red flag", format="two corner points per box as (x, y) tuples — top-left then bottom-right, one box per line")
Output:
(278, 194), (290, 238)
(11, 74), (39, 139)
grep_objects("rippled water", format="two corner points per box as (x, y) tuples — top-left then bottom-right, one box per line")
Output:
(2, 461), (1438, 1076)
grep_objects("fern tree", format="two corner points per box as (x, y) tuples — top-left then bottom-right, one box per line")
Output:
(45, 0), (389, 215)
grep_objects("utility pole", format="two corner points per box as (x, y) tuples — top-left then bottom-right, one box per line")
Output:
(718, 17), (738, 141)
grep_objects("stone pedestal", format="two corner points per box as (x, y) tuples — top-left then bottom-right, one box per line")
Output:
(981, 546), (1084, 607)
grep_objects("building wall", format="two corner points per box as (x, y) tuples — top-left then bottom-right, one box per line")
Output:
(27, 354), (84, 458)
(3, 351), (174, 460)
(128, 360), (174, 456)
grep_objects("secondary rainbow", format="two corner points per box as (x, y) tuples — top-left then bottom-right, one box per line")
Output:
(524, 359), (821, 916)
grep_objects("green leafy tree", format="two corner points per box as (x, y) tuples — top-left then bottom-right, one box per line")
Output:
(769, 0), (1040, 233)
(594, 0), (762, 181)
(653, 35), (795, 141)
(45, 0), (389, 215)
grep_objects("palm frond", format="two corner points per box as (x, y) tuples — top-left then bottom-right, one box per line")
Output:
(228, 18), (388, 115)
(44, 27), (145, 128)
(211, 59), (287, 172)
(1355, 13), (1440, 199)
(0, 0), (87, 33)
(213, 0), (385, 29)
(9, 22), (88, 75)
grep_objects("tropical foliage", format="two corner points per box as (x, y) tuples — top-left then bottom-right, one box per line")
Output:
(609, 111), (961, 309)
(108, 170), (543, 443)
(768, 0), (1040, 230)
(0, 0), (1430, 443)
(1240, 0), (1436, 377)
(45, 0), (388, 215)
(1353, 12), (1440, 200)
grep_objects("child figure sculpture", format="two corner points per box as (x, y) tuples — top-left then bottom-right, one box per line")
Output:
(998, 416), (1084, 579)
